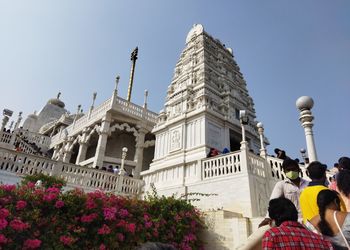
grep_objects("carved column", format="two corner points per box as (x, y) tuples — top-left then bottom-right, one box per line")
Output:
(52, 145), (60, 160)
(76, 142), (88, 165)
(63, 137), (73, 163)
(133, 128), (146, 178)
(93, 114), (111, 168)
(75, 128), (90, 165)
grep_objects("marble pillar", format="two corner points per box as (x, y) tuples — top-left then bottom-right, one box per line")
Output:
(93, 114), (111, 168)
(76, 142), (88, 165)
(133, 128), (146, 178)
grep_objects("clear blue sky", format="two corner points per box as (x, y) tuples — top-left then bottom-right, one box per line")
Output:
(0, 1), (349, 167)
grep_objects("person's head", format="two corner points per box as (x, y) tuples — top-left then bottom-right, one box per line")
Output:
(268, 197), (298, 226)
(222, 148), (229, 154)
(306, 161), (327, 181)
(338, 157), (350, 171)
(337, 170), (350, 197)
(317, 189), (341, 236)
(274, 148), (281, 155)
(334, 163), (340, 169)
(282, 159), (300, 180)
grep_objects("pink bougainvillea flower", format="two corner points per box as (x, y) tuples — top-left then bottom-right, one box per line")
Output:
(1, 184), (16, 192)
(0, 196), (12, 205)
(43, 193), (57, 202)
(98, 224), (111, 235)
(153, 229), (159, 237)
(59, 235), (75, 246)
(16, 200), (27, 210)
(9, 219), (29, 231)
(81, 213), (98, 223)
(27, 182), (35, 188)
(103, 207), (116, 220)
(126, 223), (136, 233)
(0, 234), (7, 244)
(99, 243), (106, 250)
(143, 214), (150, 221)
(174, 214), (181, 222)
(116, 233), (125, 242)
(85, 198), (96, 210)
(145, 221), (152, 229)
(184, 233), (196, 242)
(0, 219), (8, 230)
(46, 187), (60, 193)
(116, 219), (126, 227)
(118, 208), (129, 218)
(0, 208), (10, 218)
(55, 200), (64, 208)
(23, 239), (41, 249)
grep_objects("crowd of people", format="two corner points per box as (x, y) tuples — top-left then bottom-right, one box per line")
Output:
(257, 155), (350, 250)
(97, 165), (133, 177)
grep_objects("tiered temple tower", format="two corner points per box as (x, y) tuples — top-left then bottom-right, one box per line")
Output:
(153, 24), (261, 164)
(142, 24), (268, 219)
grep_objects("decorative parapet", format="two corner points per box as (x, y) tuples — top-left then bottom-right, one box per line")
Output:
(0, 147), (144, 197)
(266, 156), (309, 181)
(50, 96), (158, 147)
(18, 129), (51, 149)
(0, 131), (12, 145)
(0, 131), (36, 155)
(202, 151), (242, 179)
(114, 97), (158, 123)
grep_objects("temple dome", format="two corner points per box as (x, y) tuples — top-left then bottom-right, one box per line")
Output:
(47, 98), (65, 108)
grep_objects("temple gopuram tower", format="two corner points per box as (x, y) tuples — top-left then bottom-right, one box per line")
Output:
(142, 24), (268, 219)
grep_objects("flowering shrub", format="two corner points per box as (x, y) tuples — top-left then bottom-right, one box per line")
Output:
(0, 181), (205, 249)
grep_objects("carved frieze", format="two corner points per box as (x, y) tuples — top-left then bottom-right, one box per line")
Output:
(169, 126), (182, 152)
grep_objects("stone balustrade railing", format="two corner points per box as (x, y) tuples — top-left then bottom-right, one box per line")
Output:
(247, 152), (269, 178)
(266, 156), (308, 181)
(202, 151), (242, 179)
(202, 151), (310, 182)
(115, 97), (158, 123)
(0, 131), (36, 155)
(0, 147), (144, 196)
(0, 131), (12, 145)
(51, 96), (158, 147)
(17, 139), (36, 155)
(18, 129), (51, 149)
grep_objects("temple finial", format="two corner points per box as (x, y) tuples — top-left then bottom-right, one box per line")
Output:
(143, 89), (148, 109)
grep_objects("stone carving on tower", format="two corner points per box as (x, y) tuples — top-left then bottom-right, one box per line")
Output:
(151, 24), (262, 166)
(142, 24), (271, 220)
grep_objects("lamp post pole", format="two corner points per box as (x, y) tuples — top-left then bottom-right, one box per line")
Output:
(296, 96), (318, 162)
(120, 147), (128, 176)
(257, 122), (267, 158)
(239, 110), (249, 150)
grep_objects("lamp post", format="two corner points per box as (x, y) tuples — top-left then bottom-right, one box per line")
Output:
(296, 96), (318, 162)
(239, 110), (249, 150)
(300, 148), (309, 164)
(13, 112), (22, 131)
(1, 109), (13, 131)
(120, 147), (128, 176)
(143, 90), (148, 109)
(257, 122), (267, 158)
(115, 75), (120, 96)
